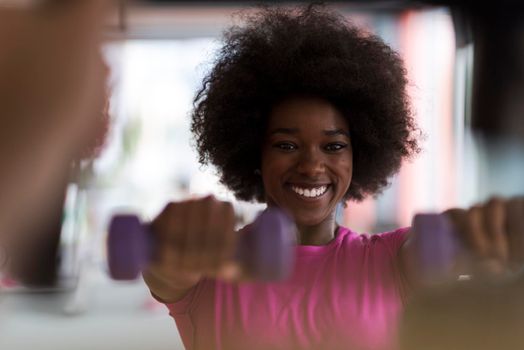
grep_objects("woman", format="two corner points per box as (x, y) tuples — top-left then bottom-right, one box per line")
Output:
(143, 5), (522, 350)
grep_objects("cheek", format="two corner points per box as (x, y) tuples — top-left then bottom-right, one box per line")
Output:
(332, 156), (353, 188)
(262, 161), (286, 188)
(344, 159), (353, 179)
(334, 154), (353, 174)
(261, 149), (293, 174)
(261, 153), (284, 188)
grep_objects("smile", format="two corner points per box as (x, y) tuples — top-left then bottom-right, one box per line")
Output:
(290, 185), (328, 198)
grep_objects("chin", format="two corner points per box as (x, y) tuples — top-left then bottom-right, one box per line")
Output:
(290, 211), (330, 227)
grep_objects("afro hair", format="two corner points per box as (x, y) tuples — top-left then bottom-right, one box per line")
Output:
(191, 4), (421, 203)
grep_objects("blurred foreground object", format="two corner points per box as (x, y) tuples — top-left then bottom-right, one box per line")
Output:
(0, 0), (110, 286)
(400, 275), (524, 350)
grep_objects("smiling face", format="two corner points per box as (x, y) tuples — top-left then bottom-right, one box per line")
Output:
(261, 97), (353, 228)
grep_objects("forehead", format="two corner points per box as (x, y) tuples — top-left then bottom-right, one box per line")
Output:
(268, 97), (349, 130)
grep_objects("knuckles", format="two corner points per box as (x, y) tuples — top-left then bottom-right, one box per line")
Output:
(149, 195), (236, 276)
(444, 196), (524, 274)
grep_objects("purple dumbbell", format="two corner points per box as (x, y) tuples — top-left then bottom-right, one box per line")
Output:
(107, 208), (296, 281)
(412, 213), (464, 284)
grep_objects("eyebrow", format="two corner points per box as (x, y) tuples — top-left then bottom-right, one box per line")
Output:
(269, 128), (350, 138)
(269, 128), (299, 135)
(324, 129), (351, 138)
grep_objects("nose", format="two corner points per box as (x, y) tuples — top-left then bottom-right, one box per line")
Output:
(296, 148), (325, 177)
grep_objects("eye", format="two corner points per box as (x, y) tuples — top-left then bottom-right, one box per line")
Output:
(273, 142), (297, 151)
(324, 143), (348, 152)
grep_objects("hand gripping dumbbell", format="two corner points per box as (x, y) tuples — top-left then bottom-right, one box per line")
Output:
(107, 208), (296, 281)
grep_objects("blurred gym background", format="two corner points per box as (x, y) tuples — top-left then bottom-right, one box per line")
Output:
(1, 1), (523, 349)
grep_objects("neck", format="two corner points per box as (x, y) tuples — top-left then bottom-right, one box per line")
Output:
(295, 213), (338, 246)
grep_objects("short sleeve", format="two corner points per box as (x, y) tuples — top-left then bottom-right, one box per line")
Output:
(375, 227), (411, 255)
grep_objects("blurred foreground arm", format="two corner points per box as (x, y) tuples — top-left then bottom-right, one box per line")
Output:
(0, 0), (109, 245)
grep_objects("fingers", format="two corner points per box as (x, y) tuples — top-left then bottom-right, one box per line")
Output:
(445, 207), (493, 276)
(446, 207), (490, 258)
(215, 203), (242, 281)
(150, 196), (240, 282)
(200, 200), (236, 275)
(506, 197), (524, 270)
(483, 198), (509, 267)
(446, 196), (524, 277)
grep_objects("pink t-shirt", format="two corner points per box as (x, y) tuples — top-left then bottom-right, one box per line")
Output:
(165, 226), (411, 350)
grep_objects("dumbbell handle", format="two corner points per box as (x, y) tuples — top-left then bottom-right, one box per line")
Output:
(107, 208), (296, 281)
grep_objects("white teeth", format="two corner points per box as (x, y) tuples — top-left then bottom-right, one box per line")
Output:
(291, 185), (328, 198)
